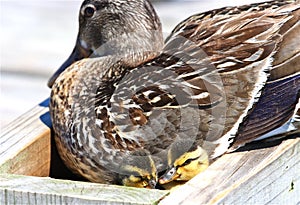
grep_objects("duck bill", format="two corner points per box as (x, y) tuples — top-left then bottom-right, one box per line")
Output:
(147, 178), (157, 189)
(159, 167), (179, 184)
(47, 38), (93, 88)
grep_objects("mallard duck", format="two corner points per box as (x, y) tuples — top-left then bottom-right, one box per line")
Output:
(49, 0), (300, 188)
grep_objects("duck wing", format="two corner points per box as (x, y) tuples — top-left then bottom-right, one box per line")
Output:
(163, 1), (300, 156)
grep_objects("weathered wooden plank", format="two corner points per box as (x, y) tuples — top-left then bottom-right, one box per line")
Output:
(0, 174), (168, 205)
(159, 136), (300, 204)
(0, 100), (51, 177)
(220, 142), (299, 204)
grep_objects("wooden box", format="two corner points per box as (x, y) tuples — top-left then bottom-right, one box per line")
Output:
(0, 99), (299, 204)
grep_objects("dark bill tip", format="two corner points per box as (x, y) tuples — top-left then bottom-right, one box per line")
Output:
(148, 178), (157, 189)
(47, 39), (92, 88)
(159, 167), (177, 185)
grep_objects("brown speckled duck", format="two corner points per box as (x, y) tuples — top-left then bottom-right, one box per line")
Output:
(49, 0), (300, 188)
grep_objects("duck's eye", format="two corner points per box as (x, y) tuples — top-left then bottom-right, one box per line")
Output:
(179, 156), (199, 167)
(181, 158), (193, 167)
(83, 5), (96, 18)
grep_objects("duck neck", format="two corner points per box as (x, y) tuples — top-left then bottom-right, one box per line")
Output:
(89, 30), (163, 68)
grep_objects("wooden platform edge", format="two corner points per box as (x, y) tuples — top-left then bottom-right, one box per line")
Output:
(0, 174), (169, 205)
(159, 136), (300, 204)
(0, 99), (51, 177)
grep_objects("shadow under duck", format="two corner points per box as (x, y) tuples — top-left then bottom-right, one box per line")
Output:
(49, 0), (300, 188)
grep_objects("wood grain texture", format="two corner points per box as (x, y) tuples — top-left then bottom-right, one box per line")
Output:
(0, 100), (51, 177)
(159, 137), (300, 204)
(0, 174), (168, 205)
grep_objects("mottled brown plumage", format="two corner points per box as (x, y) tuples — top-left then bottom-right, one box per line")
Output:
(49, 0), (300, 188)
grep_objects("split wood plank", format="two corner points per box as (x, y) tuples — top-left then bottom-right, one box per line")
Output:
(0, 174), (169, 205)
(0, 99), (51, 177)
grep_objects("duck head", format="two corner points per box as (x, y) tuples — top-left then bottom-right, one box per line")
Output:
(159, 140), (209, 184)
(118, 150), (158, 189)
(48, 0), (163, 87)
